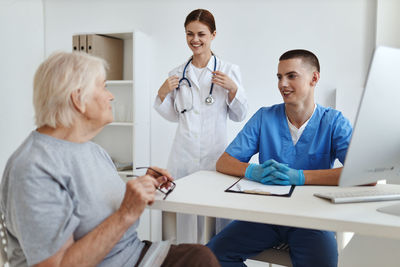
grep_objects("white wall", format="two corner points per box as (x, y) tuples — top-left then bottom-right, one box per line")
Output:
(41, 0), (376, 168)
(376, 0), (400, 48)
(0, 0), (44, 173)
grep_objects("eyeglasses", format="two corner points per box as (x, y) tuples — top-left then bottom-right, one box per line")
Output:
(129, 167), (176, 200)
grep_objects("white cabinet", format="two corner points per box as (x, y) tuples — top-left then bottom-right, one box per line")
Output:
(78, 31), (159, 241)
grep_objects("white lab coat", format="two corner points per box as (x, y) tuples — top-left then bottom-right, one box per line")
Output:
(154, 56), (248, 243)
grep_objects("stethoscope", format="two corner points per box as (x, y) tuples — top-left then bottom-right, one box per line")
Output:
(174, 55), (217, 114)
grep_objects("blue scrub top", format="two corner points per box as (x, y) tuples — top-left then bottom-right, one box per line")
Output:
(225, 103), (352, 170)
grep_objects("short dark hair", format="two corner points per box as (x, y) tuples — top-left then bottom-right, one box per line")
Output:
(184, 9), (216, 33)
(279, 49), (320, 72)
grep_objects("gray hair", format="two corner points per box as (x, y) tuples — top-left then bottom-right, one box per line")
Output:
(33, 51), (107, 128)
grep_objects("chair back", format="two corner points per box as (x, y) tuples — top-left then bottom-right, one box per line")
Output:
(0, 213), (9, 267)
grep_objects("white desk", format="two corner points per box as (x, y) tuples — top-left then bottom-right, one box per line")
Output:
(150, 171), (400, 240)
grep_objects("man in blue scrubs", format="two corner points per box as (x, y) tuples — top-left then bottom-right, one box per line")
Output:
(207, 49), (352, 267)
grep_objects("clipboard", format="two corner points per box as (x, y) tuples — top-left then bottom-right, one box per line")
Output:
(225, 177), (295, 197)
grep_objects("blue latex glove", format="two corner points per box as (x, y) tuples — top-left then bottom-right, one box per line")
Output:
(270, 162), (305, 185)
(245, 159), (278, 184)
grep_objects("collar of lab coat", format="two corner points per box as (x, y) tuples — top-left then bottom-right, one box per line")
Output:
(185, 63), (200, 90)
(205, 54), (218, 72)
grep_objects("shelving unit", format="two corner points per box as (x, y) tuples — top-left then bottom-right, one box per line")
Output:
(85, 31), (151, 176)
(74, 30), (157, 241)
(106, 80), (133, 86)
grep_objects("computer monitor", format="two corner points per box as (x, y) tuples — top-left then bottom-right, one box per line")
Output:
(338, 46), (400, 216)
(339, 46), (400, 187)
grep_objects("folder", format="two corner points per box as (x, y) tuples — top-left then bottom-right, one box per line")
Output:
(87, 34), (123, 80)
(79, 35), (87, 52)
(72, 35), (79, 52)
(225, 178), (295, 197)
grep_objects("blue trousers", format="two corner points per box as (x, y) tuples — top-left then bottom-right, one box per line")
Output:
(206, 221), (337, 267)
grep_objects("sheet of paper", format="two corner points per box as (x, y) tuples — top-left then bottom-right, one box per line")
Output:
(231, 178), (291, 195)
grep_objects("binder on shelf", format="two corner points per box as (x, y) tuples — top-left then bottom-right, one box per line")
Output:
(72, 34), (124, 80)
(79, 34), (87, 52)
(72, 35), (79, 51)
(87, 34), (123, 80)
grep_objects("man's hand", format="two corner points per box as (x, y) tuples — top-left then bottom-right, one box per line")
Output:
(270, 162), (305, 185)
(245, 160), (278, 184)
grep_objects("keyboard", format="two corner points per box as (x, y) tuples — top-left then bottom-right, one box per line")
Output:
(314, 189), (400, 204)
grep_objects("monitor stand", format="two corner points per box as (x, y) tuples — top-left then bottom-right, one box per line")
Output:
(377, 203), (400, 217)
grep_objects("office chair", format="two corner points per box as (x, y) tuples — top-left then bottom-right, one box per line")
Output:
(250, 232), (346, 267)
(250, 243), (292, 267)
(203, 217), (292, 267)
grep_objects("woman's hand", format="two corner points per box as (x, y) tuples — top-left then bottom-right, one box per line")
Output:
(212, 71), (238, 102)
(118, 175), (162, 225)
(158, 76), (179, 102)
(146, 166), (174, 190)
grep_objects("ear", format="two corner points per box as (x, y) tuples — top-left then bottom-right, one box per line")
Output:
(310, 71), (320, 86)
(211, 30), (216, 40)
(71, 89), (85, 114)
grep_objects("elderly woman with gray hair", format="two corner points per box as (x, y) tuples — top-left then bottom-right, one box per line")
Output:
(0, 51), (220, 267)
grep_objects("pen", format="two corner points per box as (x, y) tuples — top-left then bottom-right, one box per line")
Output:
(243, 190), (272, 195)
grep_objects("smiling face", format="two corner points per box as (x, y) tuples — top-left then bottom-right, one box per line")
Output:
(185, 21), (216, 56)
(277, 58), (319, 107)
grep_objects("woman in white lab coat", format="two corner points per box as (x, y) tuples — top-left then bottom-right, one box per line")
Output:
(154, 9), (248, 244)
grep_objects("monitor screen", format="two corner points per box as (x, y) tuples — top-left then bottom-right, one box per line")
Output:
(339, 46), (400, 186)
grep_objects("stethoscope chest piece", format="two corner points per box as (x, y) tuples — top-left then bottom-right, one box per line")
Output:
(205, 95), (214, 105)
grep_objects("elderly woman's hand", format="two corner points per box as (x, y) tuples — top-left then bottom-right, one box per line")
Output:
(146, 166), (174, 190)
(118, 175), (165, 225)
